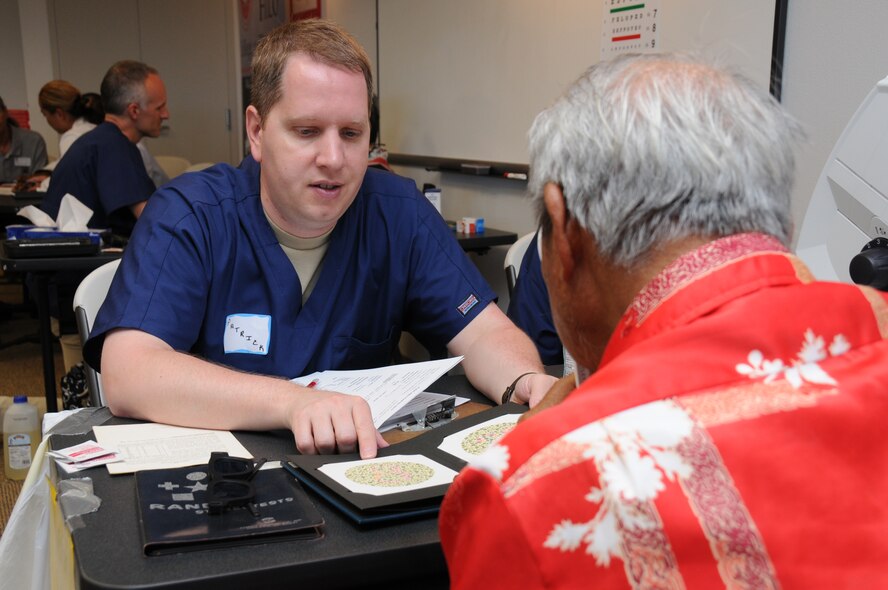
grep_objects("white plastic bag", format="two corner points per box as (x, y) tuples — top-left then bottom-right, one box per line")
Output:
(0, 436), (52, 590)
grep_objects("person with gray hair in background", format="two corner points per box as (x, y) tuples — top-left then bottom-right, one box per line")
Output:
(440, 53), (888, 588)
(40, 60), (168, 238)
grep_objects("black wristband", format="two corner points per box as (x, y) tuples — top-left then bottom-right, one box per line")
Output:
(501, 372), (538, 405)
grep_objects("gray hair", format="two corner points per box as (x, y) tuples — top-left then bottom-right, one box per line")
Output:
(100, 60), (158, 116)
(528, 53), (803, 268)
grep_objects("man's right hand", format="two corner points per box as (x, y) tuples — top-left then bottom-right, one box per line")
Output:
(102, 329), (389, 460)
(286, 387), (389, 459)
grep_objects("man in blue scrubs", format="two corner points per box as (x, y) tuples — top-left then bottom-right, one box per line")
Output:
(85, 20), (556, 459)
(41, 60), (168, 237)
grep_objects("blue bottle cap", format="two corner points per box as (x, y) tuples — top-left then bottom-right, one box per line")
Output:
(13, 395), (28, 403)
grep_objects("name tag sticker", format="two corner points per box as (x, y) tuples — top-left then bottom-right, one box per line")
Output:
(14, 157), (32, 167)
(224, 314), (271, 355)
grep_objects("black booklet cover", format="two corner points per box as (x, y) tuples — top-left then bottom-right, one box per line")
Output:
(135, 465), (324, 555)
(284, 403), (526, 526)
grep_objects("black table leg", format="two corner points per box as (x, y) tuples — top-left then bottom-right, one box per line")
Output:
(34, 272), (58, 412)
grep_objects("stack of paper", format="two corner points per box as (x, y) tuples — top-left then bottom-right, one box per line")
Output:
(291, 357), (464, 428)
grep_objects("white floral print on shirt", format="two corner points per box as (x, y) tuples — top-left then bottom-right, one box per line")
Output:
(466, 329), (844, 581)
(735, 329), (848, 388)
(533, 329), (844, 573)
(542, 400), (694, 566)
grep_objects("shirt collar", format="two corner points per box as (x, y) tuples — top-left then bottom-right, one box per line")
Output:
(625, 233), (788, 327)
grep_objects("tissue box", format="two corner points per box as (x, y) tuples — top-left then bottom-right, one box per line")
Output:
(22, 228), (103, 244)
(5, 225), (105, 244)
(4, 224), (33, 240)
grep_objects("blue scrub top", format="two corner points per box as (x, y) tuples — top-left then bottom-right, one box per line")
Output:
(85, 160), (496, 378)
(41, 122), (155, 237)
(506, 231), (563, 365)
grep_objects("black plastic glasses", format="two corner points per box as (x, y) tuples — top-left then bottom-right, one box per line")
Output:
(206, 452), (267, 517)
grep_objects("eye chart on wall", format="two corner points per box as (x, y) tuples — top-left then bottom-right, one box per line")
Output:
(601, 0), (662, 59)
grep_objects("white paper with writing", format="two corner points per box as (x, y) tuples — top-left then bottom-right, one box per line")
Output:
(93, 423), (252, 474)
(291, 357), (464, 428)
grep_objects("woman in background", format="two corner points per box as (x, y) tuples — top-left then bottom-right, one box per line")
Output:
(38, 80), (104, 161)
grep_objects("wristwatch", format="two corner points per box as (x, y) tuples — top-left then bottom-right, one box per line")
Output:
(501, 372), (538, 405)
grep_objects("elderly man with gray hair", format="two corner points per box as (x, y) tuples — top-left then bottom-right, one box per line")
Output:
(440, 53), (888, 588)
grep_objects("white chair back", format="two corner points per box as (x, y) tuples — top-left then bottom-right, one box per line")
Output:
(504, 231), (537, 296)
(185, 162), (214, 173)
(154, 155), (192, 179)
(72, 259), (121, 406)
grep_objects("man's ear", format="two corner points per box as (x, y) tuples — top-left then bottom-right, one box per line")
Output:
(125, 102), (140, 121)
(542, 182), (577, 281)
(245, 105), (263, 163)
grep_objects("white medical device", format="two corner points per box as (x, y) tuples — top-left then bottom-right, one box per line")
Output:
(796, 75), (888, 290)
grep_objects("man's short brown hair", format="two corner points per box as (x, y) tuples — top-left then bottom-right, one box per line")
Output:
(250, 19), (373, 121)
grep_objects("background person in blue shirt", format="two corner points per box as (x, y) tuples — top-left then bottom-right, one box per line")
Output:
(507, 230), (564, 365)
(41, 60), (168, 238)
(87, 19), (556, 460)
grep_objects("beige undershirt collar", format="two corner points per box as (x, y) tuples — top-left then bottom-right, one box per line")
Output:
(264, 211), (332, 303)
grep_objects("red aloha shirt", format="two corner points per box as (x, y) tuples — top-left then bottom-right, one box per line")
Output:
(440, 233), (888, 589)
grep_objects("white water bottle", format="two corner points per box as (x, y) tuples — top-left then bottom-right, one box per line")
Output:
(3, 396), (40, 481)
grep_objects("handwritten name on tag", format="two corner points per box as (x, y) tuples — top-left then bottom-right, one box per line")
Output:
(224, 314), (271, 355)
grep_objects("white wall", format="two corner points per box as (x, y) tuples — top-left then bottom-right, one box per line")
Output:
(7, 0), (58, 156)
(19, 0), (61, 158)
(377, 0), (777, 166)
(323, 0), (378, 92)
(0, 0), (54, 153)
(389, 0), (888, 304)
(781, 0), (888, 246)
(0, 0), (27, 109)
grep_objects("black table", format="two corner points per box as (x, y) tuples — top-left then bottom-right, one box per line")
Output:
(55, 373), (491, 590)
(0, 193), (43, 230)
(0, 252), (122, 412)
(454, 226), (517, 254)
(0, 192), (43, 215)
